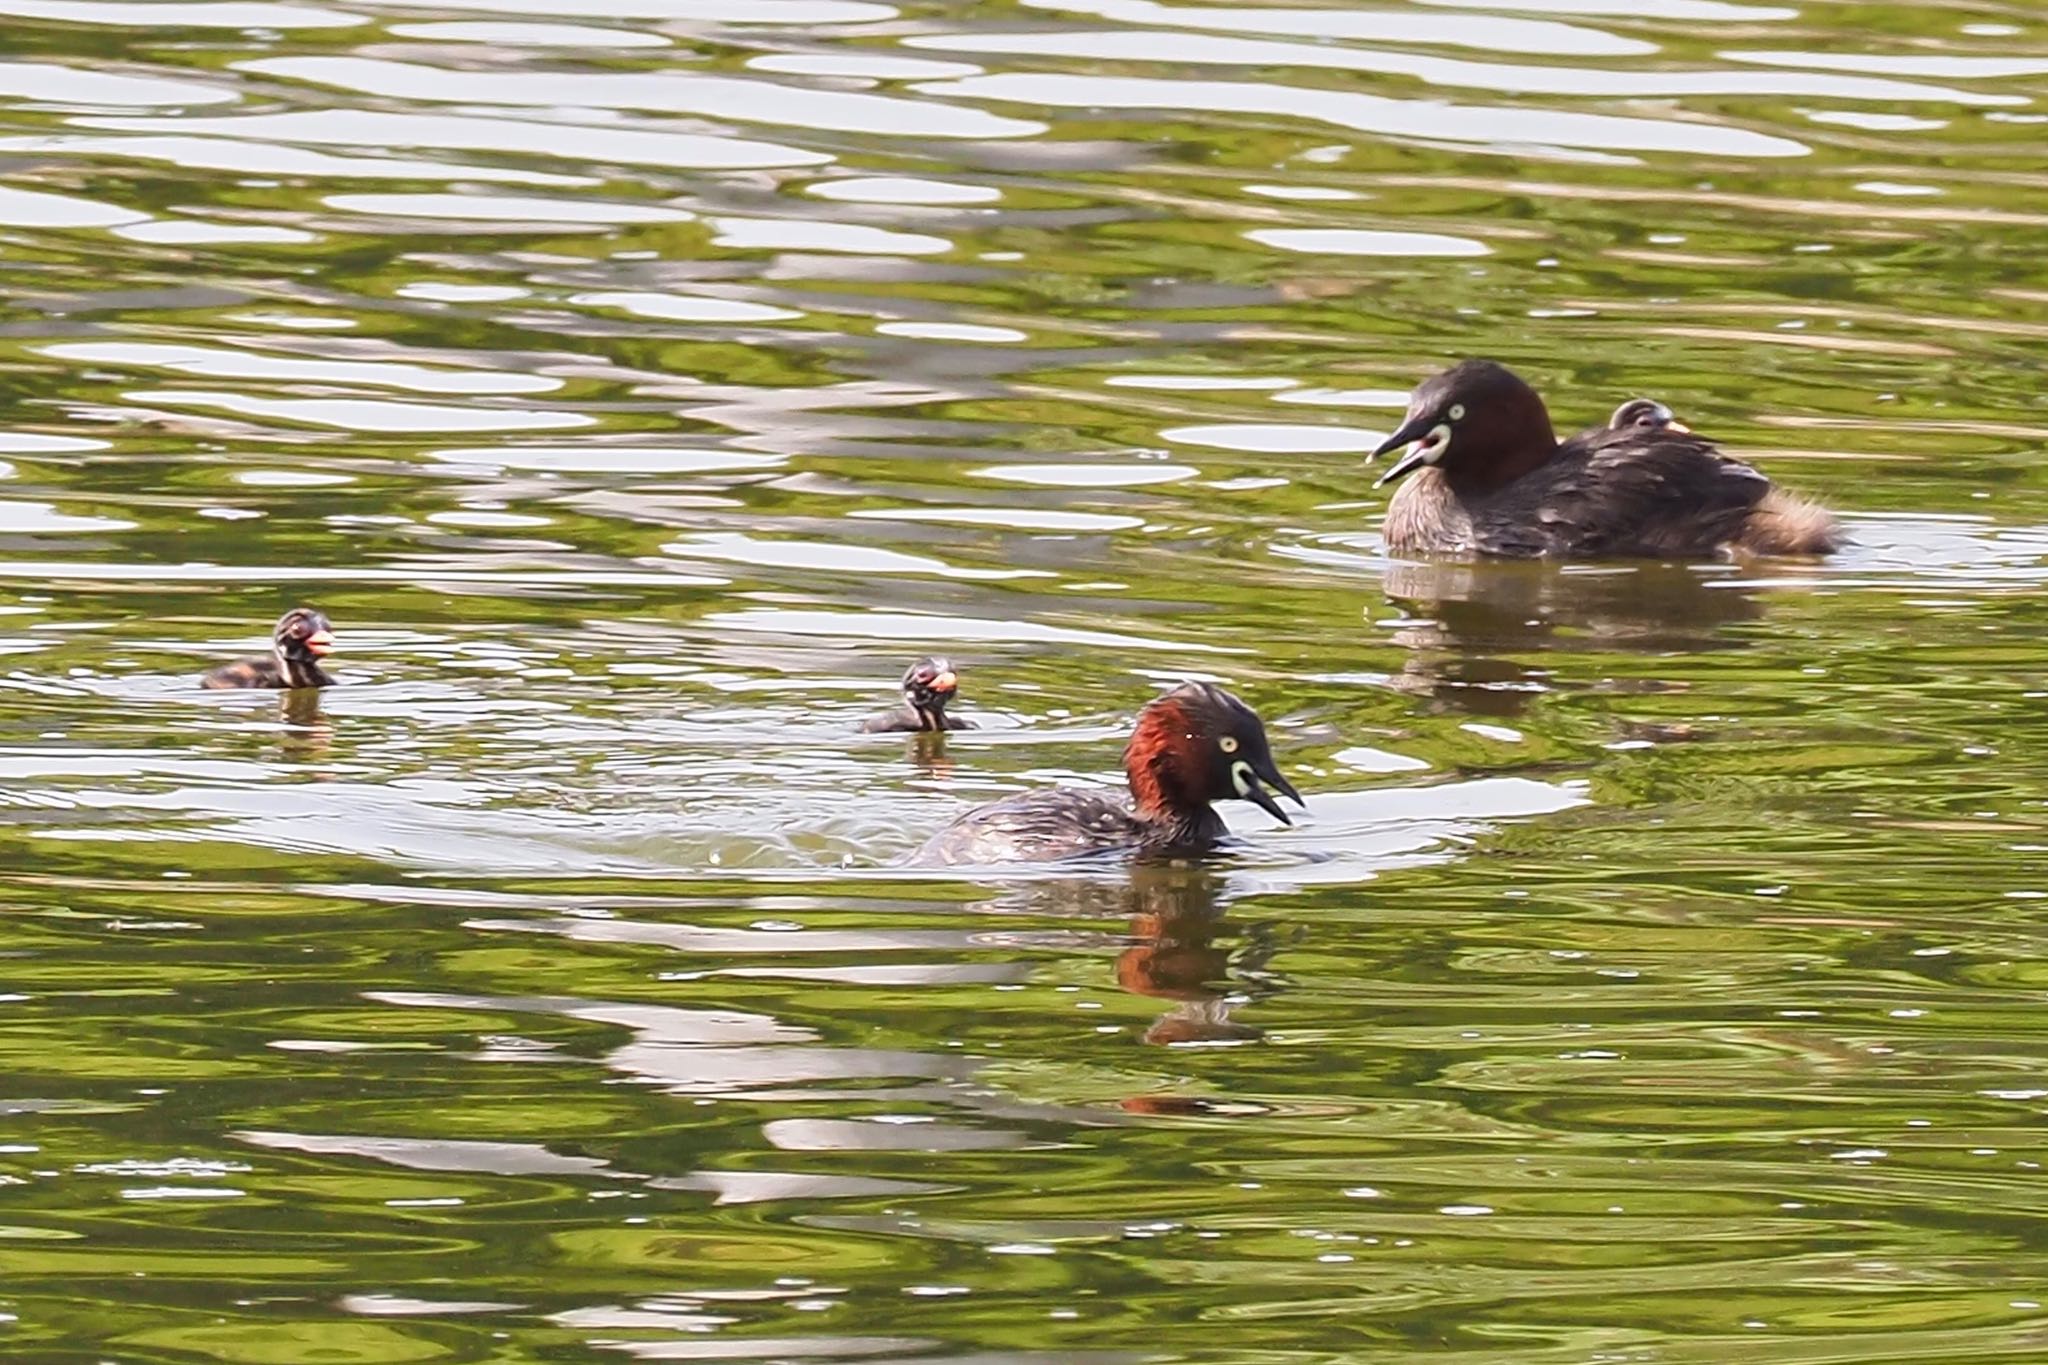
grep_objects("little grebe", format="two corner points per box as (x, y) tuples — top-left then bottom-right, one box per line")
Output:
(202, 607), (336, 690)
(1607, 397), (1686, 433)
(861, 656), (973, 733)
(907, 681), (1303, 866)
(1373, 360), (1838, 559)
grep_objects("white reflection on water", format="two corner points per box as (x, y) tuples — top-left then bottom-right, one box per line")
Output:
(122, 390), (594, 432)
(431, 445), (784, 474)
(0, 132), (594, 185)
(706, 216), (951, 256)
(916, 31), (2015, 107)
(976, 462), (1197, 487)
(389, 20), (672, 46)
(112, 220), (316, 244)
(367, 0), (895, 20)
(1164, 424), (1380, 454)
(1246, 228), (1491, 257)
(0, 184), (146, 228)
(1421, 0), (1792, 16)
(915, 74), (1809, 158)
(1024, 0), (1654, 57)
(572, 290), (803, 323)
(0, 501), (134, 534)
(87, 109), (832, 169)
(808, 176), (1001, 205)
(661, 532), (1054, 582)
(323, 192), (695, 225)
(0, 60), (232, 105)
(0, 0), (361, 25)
(239, 56), (1047, 139)
(44, 343), (560, 395)
(749, 52), (982, 80)
(1727, 51), (2048, 80)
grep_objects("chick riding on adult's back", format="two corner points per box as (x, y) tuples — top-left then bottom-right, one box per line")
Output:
(1372, 360), (1839, 560)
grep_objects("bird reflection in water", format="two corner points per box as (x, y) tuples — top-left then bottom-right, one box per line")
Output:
(904, 728), (959, 781)
(1377, 558), (1767, 719)
(276, 689), (334, 761)
(1104, 867), (1284, 1051)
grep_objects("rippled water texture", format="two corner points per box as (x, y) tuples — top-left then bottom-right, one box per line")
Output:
(3, 0), (2048, 1360)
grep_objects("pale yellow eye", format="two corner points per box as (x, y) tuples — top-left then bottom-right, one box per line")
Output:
(1449, 403), (1466, 421)
(1219, 735), (1239, 754)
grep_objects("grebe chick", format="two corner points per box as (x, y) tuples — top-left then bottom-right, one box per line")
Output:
(1607, 397), (1688, 433)
(861, 656), (972, 733)
(202, 607), (335, 690)
(1373, 360), (1839, 559)
(907, 681), (1303, 867)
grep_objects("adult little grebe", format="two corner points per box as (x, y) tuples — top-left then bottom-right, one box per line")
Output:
(861, 656), (972, 733)
(907, 681), (1303, 866)
(1373, 361), (1838, 559)
(201, 607), (336, 690)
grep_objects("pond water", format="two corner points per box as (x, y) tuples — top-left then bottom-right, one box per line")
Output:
(2, 1), (2048, 1360)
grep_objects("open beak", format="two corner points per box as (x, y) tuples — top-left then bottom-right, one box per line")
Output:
(304, 629), (335, 657)
(1241, 761), (1306, 826)
(1370, 414), (1437, 489)
(930, 670), (957, 694)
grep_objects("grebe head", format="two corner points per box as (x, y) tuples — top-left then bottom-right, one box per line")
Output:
(1372, 359), (1558, 491)
(1608, 397), (1688, 433)
(900, 656), (959, 727)
(1124, 681), (1303, 826)
(273, 607), (334, 665)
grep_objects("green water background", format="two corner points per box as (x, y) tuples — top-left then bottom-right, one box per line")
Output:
(2, 0), (2048, 1360)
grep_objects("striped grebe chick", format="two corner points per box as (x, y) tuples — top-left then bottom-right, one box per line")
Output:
(861, 656), (972, 733)
(202, 607), (336, 690)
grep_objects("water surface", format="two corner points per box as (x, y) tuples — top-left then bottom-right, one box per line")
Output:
(3, 1), (2048, 1360)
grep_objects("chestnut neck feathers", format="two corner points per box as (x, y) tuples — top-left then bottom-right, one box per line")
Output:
(1123, 690), (1228, 846)
(1122, 681), (1298, 845)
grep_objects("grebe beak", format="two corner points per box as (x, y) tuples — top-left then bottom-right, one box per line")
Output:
(1371, 413), (1432, 461)
(304, 629), (335, 656)
(1234, 756), (1304, 825)
(1370, 414), (1440, 489)
(1373, 447), (1433, 490)
(1667, 419), (1691, 433)
(1240, 777), (1291, 825)
(930, 669), (957, 694)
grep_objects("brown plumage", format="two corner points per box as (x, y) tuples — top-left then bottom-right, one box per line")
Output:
(860, 656), (973, 733)
(905, 681), (1303, 867)
(202, 607), (336, 690)
(1373, 361), (1840, 559)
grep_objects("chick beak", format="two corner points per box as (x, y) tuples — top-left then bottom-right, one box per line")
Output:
(930, 670), (957, 694)
(1667, 419), (1692, 434)
(1370, 414), (1437, 489)
(304, 629), (335, 657)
